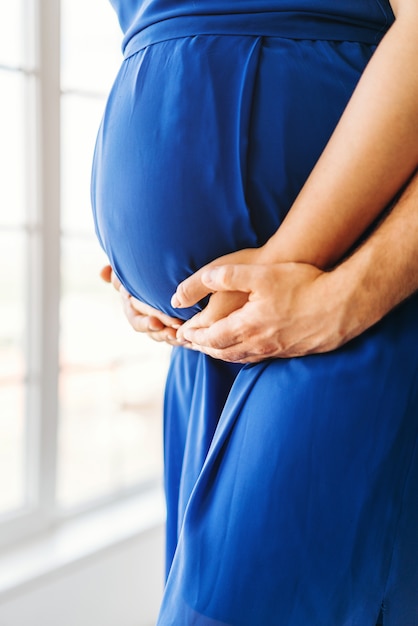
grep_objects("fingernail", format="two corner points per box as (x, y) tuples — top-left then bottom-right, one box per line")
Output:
(171, 323), (181, 329)
(171, 294), (181, 308)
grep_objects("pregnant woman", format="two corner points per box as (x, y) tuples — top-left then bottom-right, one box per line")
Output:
(91, 0), (418, 623)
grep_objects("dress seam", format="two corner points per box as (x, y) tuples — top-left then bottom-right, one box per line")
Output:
(123, 32), (382, 59)
(237, 37), (264, 246)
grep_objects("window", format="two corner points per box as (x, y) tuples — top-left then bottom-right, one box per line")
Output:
(0, 0), (168, 548)
(0, 0), (32, 523)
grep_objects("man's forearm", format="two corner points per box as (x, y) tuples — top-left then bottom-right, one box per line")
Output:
(330, 170), (418, 342)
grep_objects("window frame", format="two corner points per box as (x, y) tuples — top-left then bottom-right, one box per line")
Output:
(0, 0), (163, 551)
(0, 0), (61, 550)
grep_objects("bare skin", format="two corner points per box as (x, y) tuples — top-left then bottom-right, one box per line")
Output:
(101, 0), (418, 361)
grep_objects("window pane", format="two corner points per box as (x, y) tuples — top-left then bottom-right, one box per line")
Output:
(0, 0), (24, 67)
(0, 71), (26, 227)
(0, 232), (26, 377)
(61, 94), (106, 234)
(59, 0), (166, 511)
(57, 236), (168, 508)
(0, 231), (27, 515)
(0, 386), (25, 515)
(61, 0), (122, 94)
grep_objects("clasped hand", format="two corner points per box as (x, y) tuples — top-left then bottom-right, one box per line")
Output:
(101, 247), (352, 363)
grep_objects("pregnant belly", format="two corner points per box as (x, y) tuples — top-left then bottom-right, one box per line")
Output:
(91, 34), (373, 319)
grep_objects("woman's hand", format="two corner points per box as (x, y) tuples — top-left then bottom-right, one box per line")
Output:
(100, 265), (184, 345)
(173, 261), (360, 363)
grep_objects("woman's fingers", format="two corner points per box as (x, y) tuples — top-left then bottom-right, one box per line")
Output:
(100, 264), (122, 291)
(101, 264), (184, 344)
(129, 296), (182, 329)
(100, 265), (112, 283)
(122, 297), (180, 343)
(123, 297), (182, 339)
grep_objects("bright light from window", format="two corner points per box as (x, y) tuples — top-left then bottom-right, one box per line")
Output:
(0, 0), (168, 524)
(0, 42), (28, 515)
(58, 0), (168, 508)
(0, 0), (24, 67)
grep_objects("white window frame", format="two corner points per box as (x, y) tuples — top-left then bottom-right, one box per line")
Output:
(0, 0), (61, 549)
(0, 0), (162, 552)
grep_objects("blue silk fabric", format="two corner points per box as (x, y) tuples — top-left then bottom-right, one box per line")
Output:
(91, 1), (418, 623)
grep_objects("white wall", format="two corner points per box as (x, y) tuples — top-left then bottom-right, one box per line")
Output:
(0, 524), (164, 626)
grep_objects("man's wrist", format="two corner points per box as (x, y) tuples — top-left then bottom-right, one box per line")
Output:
(327, 243), (389, 344)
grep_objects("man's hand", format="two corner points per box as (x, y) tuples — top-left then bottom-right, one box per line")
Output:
(172, 167), (418, 364)
(174, 262), (356, 363)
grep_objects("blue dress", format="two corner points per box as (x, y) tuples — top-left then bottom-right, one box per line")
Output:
(91, 2), (418, 624)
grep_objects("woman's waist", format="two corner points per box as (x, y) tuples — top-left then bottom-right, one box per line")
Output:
(123, 11), (388, 59)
